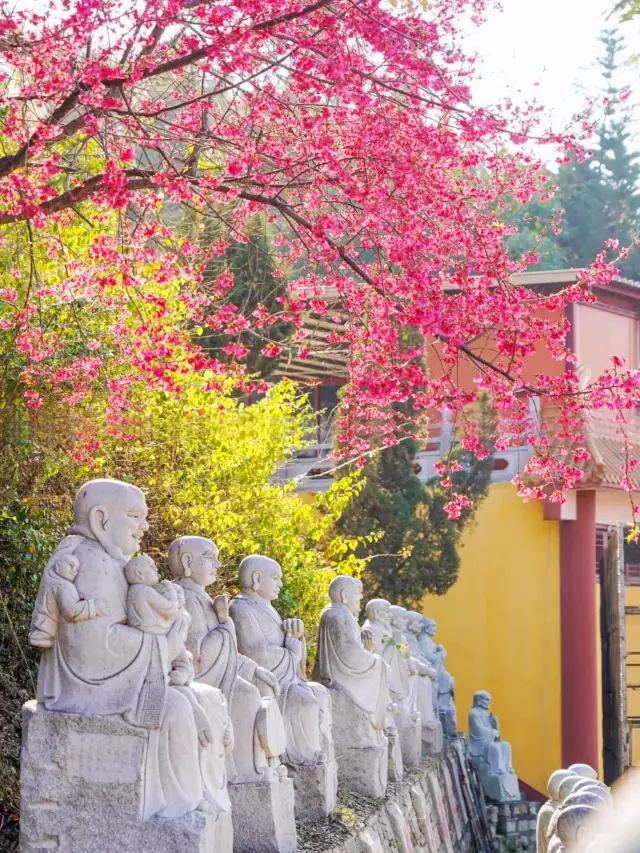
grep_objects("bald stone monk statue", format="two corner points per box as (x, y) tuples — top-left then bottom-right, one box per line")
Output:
(312, 576), (390, 799)
(23, 479), (235, 853)
(230, 555), (337, 820)
(363, 598), (421, 769)
(169, 537), (297, 853)
(406, 610), (443, 755)
(469, 691), (519, 803)
(168, 537), (285, 784)
(537, 770), (575, 853)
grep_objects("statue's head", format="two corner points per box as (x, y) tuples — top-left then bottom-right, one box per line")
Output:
(238, 555), (282, 601)
(547, 769), (575, 801)
(125, 554), (159, 586)
(558, 775), (581, 803)
(73, 479), (148, 559)
(568, 763), (598, 781)
(556, 805), (597, 848)
(54, 554), (80, 582)
(572, 779), (609, 796)
(563, 792), (607, 812)
(407, 611), (424, 635)
(389, 605), (408, 632)
(365, 598), (391, 626)
(473, 690), (491, 710)
(424, 617), (436, 637)
(168, 536), (220, 588)
(328, 575), (363, 616)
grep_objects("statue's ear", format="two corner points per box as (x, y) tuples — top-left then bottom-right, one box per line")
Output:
(89, 504), (108, 534)
(181, 552), (193, 577)
(251, 571), (262, 591)
(340, 588), (348, 604)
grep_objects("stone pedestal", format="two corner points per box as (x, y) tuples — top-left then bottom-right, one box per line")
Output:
(288, 760), (337, 821)
(421, 720), (444, 757)
(480, 770), (520, 804)
(329, 686), (388, 799)
(397, 715), (421, 768)
(228, 775), (296, 853)
(20, 701), (232, 853)
(472, 758), (520, 804)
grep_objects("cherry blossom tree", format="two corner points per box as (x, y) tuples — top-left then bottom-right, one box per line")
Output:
(0, 0), (636, 514)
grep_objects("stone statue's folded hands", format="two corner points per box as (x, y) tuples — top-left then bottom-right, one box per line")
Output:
(255, 665), (280, 697)
(361, 628), (375, 652)
(284, 633), (303, 662)
(213, 595), (230, 622)
(95, 599), (109, 617)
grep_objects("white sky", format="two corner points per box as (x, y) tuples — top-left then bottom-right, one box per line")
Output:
(463, 0), (640, 134)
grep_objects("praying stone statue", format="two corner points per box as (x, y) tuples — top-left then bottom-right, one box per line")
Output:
(168, 537), (296, 853)
(229, 555), (337, 820)
(468, 690), (519, 803)
(312, 576), (389, 799)
(363, 599), (421, 769)
(21, 479), (234, 853)
(537, 770), (575, 853)
(406, 611), (444, 756)
(420, 617), (457, 735)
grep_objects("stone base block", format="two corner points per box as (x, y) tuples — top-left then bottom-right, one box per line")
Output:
(19, 701), (231, 853)
(288, 760), (337, 821)
(328, 685), (388, 799)
(398, 718), (421, 768)
(421, 720), (444, 756)
(480, 770), (521, 804)
(335, 745), (388, 799)
(228, 775), (297, 853)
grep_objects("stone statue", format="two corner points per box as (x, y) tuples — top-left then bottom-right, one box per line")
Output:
(229, 554), (337, 819)
(468, 690), (519, 802)
(420, 617), (457, 735)
(537, 770), (575, 853)
(21, 479), (235, 853)
(363, 599), (421, 769)
(406, 611), (443, 755)
(125, 554), (181, 634)
(312, 575), (389, 799)
(29, 553), (108, 648)
(169, 537), (296, 853)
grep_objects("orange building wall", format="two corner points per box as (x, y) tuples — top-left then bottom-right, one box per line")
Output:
(574, 304), (638, 378)
(422, 483), (562, 795)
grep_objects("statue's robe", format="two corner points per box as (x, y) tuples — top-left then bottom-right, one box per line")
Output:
(537, 799), (560, 853)
(362, 618), (410, 704)
(178, 579), (270, 783)
(313, 603), (389, 731)
(230, 592), (330, 766)
(468, 707), (512, 774)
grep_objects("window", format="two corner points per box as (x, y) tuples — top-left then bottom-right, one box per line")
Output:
(596, 524), (613, 580)
(626, 564), (640, 586)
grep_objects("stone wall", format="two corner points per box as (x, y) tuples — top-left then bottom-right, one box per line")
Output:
(297, 740), (493, 853)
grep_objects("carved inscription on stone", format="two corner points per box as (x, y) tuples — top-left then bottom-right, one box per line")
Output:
(68, 732), (144, 784)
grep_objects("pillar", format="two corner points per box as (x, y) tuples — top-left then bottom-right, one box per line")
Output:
(559, 489), (599, 769)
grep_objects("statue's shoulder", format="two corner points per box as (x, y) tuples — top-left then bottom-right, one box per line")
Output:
(229, 593), (251, 613)
(321, 605), (348, 625)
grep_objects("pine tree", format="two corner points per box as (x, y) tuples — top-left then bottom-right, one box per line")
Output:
(555, 30), (640, 277)
(337, 400), (495, 607)
(198, 216), (294, 378)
